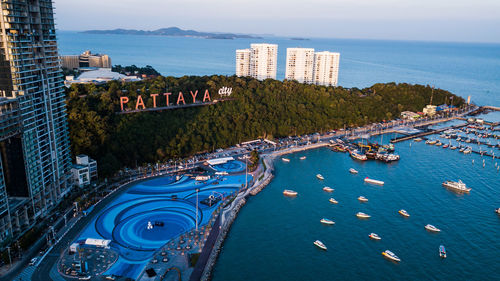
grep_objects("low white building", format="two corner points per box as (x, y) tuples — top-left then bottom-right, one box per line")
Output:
(72, 164), (90, 188)
(76, 154), (98, 181)
(65, 68), (140, 86)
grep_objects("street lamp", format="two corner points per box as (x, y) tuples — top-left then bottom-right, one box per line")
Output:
(195, 188), (199, 232)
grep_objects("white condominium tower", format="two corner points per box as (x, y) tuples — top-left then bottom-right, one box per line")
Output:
(313, 51), (340, 86)
(235, 49), (251, 77)
(285, 48), (315, 83)
(235, 43), (278, 80)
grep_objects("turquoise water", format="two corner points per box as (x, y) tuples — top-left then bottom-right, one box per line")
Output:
(57, 32), (500, 106)
(212, 115), (500, 280)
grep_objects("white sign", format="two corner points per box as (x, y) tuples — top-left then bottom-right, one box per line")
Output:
(218, 87), (233, 97)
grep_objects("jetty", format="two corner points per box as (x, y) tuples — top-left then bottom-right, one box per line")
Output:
(390, 123), (468, 143)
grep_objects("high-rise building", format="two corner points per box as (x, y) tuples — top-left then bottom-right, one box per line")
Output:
(250, 43), (278, 80)
(0, 0), (72, 244)
(285, 48), (315, 84)
(313, 51), (340, 86)
(235, 49), (251, 77)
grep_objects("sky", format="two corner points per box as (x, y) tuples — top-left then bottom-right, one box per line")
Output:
(55, 0), (500, 43)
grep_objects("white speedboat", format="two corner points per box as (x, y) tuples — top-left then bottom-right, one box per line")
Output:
(382, 250), (401, 262)
(398, 209), (410, 217)
(358, 196), (368, 202)
(463, 148), (472, 154)
(323, 186), (334, 192)
(283, 189), (298, 197)
(425, 224), (441, 232)
(320, 218), (335, 225)
(356, 212), (371, 219)
(329, 198), (338, 204)
(314, 240), (327, 250)
(300, 156), (306, 160)
(496, 208), (500, 214)
(282, 157), (290, 162)
(349, 168), (359, 174)
(316, 174), (324, 180)
(364, 177), (384, 185)
(414, 138), (423, 142)
(442, 180), (471, 193)
(369, 233), (381, 240)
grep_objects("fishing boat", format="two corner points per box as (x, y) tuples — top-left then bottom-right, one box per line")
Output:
(356, 212), (371, 219)
(282, 157), (290, 162)
(364, 177), (384, 185)
(283, 189), (298, 197)
(414, 138), (423, 142)
(313, 240), (327, 250)
(398, 209), (410, 217)
(369, 233), (381, 240)
(358, 196), (368, 202)
(320, 218), (335, 225)
(382, 250), (401, 262)
(425, 224), (441, 232)
(300, 156), (306, 160)
(316, 174), (324, 180)
(329, 198), (338, 204)
(350, 150), (368, 161)
(323, 186), (334, 192)
(442, 180), (471, 193)
(439, 245), (447, 258)
(349, 168), (359, 174)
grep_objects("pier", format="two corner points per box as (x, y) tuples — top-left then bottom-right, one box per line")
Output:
(390, 123), (468, 143)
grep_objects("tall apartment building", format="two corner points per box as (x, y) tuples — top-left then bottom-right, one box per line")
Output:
(236, 43), (277, 80)
(313, 51), (340, 86)
(235, 49), (250, 77)
(0, 0), (72, 244)
(61, 50), (112, 70)
(285, 48), (315, 84)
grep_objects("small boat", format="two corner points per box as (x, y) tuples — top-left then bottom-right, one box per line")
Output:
(428, 140), (437, 145)
(398, 209), (410, 217)
(329, 198), (338, 204)
(442, 180), (471, 193)
(313, 240), (327, 250)
(282, 157), (290, 162)
(459, 147), (465, 152)
(463, 148), (472, 154)
(300, 156), (306, 160)
(349, 168), (359, 174)
(350, 150), (368, 161)
(369, 233), (381, 240)
(495, 208), (499, 214)
(356, 212), (371, 219)
(364, 177), (384, 185)
(323, 186), (334, 192)
(414, 138), (423, 142)
(283, 189), (298, 197)
(316, 174), (324, 180)
(442, 144), (449, 148)
(358, 196), (368, 202)
(425, 224), (441, 232)
(450, 146), (457, 150)
(320, 218), (335, 225)
(439, 245), (447, 258)
(435, 142), (443, 146)
(382, 250), (401, 262)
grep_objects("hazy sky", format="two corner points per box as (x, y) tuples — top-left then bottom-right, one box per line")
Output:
(56, 0), (500, 43)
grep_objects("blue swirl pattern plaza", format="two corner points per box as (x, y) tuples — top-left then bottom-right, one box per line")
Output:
(64, 160), (250, 279)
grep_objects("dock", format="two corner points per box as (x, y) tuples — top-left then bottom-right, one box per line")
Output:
(390, 123), (468, 143)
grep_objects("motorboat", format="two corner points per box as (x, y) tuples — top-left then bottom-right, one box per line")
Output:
(459, 147), (465, 152)
(364, 177), (384, 185)
(314, 240), (327, 250)
(316, 174), (324, 180)
(320, 218), (335, 225)
(300, 156), (306, 160)
(356, 212), (371, 219)
(283, 189), (298, 197)
(282, 157), (290, 162)
(428, 140), (437, 145)
(329, 198), (338, 204)
(435, 141), (443, 146)
(369, 233), (381, 240)
(442, 144), (449, 148)
(414, 138), (423, 142)
(323, 186), (334, 192)
(350, 150), (368, 161)
(439, 245), (447, 258)
(349, 168), (359, 174)
(382, 250), (401, 262)
(495, 208), (500, 214)
(358, 196), (368, 202)
(425, 224), (441, 232)
(450, 146), (457, 150)
(442, 180), (471, 193)
(398, 209), (410, 217)
(463, 148), (472, 154)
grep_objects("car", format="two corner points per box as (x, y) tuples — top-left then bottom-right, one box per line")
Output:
(29, 258), (38, 266)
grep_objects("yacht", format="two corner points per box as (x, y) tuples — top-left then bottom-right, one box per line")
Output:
(316, 174), (324, 180)
(364, 177), (384, 185)
(442, 180), (471, 193)
(369, 233), (381, 240)
(329, 198), (338, 204)
(356, 212), (371, 219)
(320, 218), (335, 225)
(323, 186), (334, 192)
(283, 189), (298, 197)
(349, 168), (359, 174)
(425, 224), (441, 232)
(398, 209), (410, 217)
(358, 196), (368, 202)
(439, 245), (447, 258)
(314, 240), (327, 250)
(382, 250), (401, 262)
(282, 157), (290, 162)
(350, 150), (368, 161)
(300, 156), (306, 160)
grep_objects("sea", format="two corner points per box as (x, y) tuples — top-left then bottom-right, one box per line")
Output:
(57, 31), (500, 106)
(57, 32), (500, 280)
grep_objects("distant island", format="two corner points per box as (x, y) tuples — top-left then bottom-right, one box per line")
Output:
(290, 37), (310, 40)
(81, 27), (261, 40)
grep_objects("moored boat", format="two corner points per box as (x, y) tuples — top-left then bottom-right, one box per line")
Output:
(350, 150), (368, 161)
(414, 138), (423, 142)
(495, 208), (500, 214)
(364, 177), (384, 185)
(316, 174), (324, 180)
(398, 209), (410, 217)
(356, 212), (371, 219)
(283, 189), (298, 197)
(442, 180), (471, 193)
(349, 168), (359, 174)
(435, 141), (443, 146)
(314, 240), (327, 250)
(329, 198), (338, 204)
(425, 224), (441, 232)
(282, 157), (290, 162)
(439, 245), (447, 258)
(382, 250), (401, 262)
(300, 156), (306, 160)
(358, 196), (368, 202)
(450, 146), (457, 150)
(320, 218), (335, 225)
(442, 144), (449, 148)
(323, 186), (334, 192)
(369, 233), (381, 240)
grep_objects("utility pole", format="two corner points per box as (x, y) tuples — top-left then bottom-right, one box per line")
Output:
(195, 189), (199, 232)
